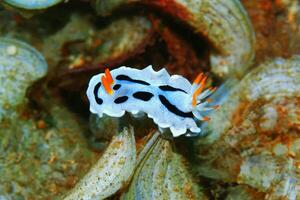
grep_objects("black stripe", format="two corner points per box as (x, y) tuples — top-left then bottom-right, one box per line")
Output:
(133, 91), (154, 101)
(116, 75), (150, 85)
(114, 96), (128, 104)
(93, 82), (103, 105)
(113, 84), (121, 90)
(159, 85), (187, 93)
(158, 95), (193, 118)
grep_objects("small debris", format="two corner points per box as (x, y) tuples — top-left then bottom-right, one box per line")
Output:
(6, 45), (18, 56)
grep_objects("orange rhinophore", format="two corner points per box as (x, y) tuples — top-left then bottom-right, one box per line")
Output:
(192, 75), (207, 107)
(101, 68), (114, 95)
(105, 68), (114, 85)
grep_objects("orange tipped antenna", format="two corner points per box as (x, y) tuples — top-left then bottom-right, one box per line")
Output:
(105, 68), (114, 85)
(193, 72), (203, 84)
(192, 75), (207, 107)
(101, 68), (114, 95)
(101, 73), (114, 95)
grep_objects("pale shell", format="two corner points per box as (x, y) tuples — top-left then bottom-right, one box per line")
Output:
(3, 0), (62, 10)
(0, 37), (47, 120)
(194, 56), (300, 198)
(122, 133), (206, 200)
(63, 127), (137, 200)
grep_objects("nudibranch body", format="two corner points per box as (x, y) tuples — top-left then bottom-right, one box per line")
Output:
(86, 66), (217, 137)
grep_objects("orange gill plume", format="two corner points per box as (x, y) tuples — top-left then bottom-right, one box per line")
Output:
(192, 73), (208, 107)
(102, 68), (114, 95)
(192, 72), (220, 122)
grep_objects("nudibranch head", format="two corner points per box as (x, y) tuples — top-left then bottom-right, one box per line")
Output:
(86, 68), (123, 117)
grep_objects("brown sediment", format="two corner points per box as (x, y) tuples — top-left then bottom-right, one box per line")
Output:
(230, 100), (252, 128)
(111, 140), (124, 149)
(244, 186), (267, 199)
(149, 16), (209, 80)
(54, 23), (156, 91)
(242, 0), (299, 62)
(183, 182), (196, 200)
(229, 97), (300, 156)
(64, 25), (155, 74)
(37, 119), (46, 129)
(143, 0), (193, 23)
(55, 1), (212, 91)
